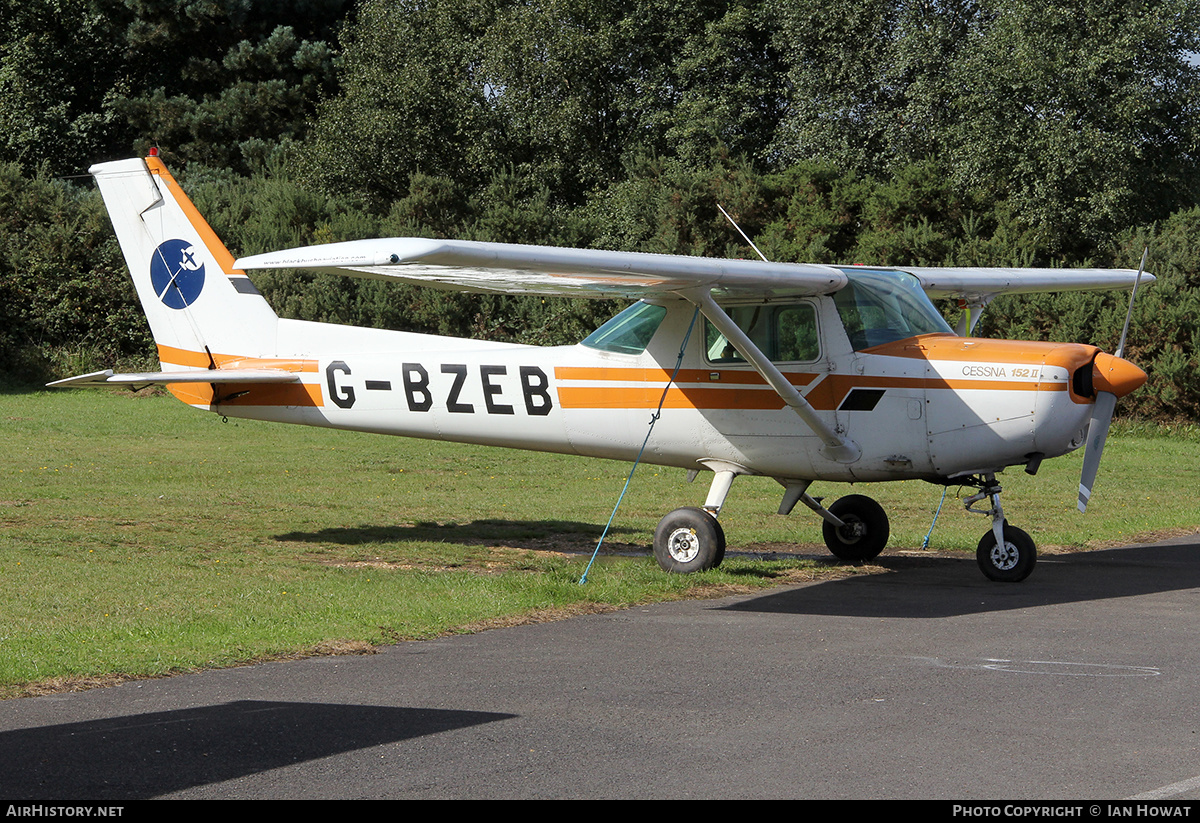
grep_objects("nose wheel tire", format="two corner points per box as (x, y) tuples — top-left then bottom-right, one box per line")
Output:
(822, 494), (889, 562)
(976, 524), (1037, 582)
(653, 507), (725, 573)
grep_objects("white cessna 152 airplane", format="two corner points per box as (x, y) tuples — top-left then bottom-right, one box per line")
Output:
(53, 154), (1152, 582)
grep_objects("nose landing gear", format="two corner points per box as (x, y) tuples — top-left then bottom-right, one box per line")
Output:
(962, 474), (1037, 582)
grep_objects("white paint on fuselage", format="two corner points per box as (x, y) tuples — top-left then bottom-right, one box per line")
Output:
(209, 298), (1095, 486)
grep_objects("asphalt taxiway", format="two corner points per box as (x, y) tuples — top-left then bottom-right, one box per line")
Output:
(3, 535), (1199, 799)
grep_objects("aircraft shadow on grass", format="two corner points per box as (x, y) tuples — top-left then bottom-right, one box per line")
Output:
(274, 519), (643, 553)
(0, 700), (514, 799)
(277, 516), (1200, 619)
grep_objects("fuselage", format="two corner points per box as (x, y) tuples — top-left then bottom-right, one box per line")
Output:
(161, 293), (1117, 486)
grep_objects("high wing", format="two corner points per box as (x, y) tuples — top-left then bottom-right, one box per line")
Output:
(235, 237), (847, 298)
(905, 267), (1154, 301)
(234, 237), (1153, 300)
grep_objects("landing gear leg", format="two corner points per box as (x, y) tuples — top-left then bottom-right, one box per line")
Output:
(779, 481), (890, 563)
(963, 474), (1037, 582)
(652, 469), (736, 573)
(820, 495), (890, 562)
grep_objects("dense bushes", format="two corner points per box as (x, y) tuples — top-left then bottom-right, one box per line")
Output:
(3, 152), (1196, 420)
(1, 1), (1197, 420)
(0, 163), (152, 383)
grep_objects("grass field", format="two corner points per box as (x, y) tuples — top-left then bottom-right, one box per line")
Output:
(3, 388), (1198, 698)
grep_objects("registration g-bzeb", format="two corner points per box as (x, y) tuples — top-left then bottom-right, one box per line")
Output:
(54, 154), (1152, 583)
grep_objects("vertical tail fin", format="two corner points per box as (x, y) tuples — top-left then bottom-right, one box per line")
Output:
(90, 156), (279, 368)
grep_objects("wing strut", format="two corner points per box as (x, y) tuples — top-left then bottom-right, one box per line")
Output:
(690, 290), (861, 463)
(954, 296), (994, 336)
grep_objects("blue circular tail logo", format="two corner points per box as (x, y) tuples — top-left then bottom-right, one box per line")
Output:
(150, 239), (206, 309)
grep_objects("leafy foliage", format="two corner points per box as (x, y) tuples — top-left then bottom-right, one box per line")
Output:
(0, 0), (345, 174)
(1, 0), (1198, 419)
(300, 0), (789, 206)
(770, 0), (1200, 253)
(0, 162), (152, 383)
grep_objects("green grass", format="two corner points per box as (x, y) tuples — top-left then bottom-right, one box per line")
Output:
(2, 389), (1198, 697)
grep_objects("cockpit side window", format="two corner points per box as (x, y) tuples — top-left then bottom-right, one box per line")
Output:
(581, 301), (667, 354)
(705, 302), (819, 363)
(775, 305), (819, 361)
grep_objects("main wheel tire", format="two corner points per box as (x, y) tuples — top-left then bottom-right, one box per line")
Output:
(822, 494), (890, 562)
(976, 523), (1037, 582)
(653, 507), (725, 573)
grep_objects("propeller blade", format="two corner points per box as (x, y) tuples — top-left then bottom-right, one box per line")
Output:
(1078, 390), (1117, 513)
(1078, 248), (1149, 513)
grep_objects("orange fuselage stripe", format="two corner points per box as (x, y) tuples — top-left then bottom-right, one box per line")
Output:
(555, 367), (817, 387)
(156, 344), (318, 373)
(157, 346), (1072, 413)
(167, 382), (323, 408)
(555, 370), (1065, 411)
(557, 386), (789, 410)
(157, 345), (322, 407)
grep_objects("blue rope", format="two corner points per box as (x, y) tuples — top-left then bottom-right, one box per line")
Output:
(921, 486), (948, 549)
(579, 307), (701, 584)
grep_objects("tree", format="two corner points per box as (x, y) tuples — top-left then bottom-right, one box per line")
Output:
(302, 0), (789, 207)
(0, 0), (126, 171)
(476, 0), (787, 195)
(0, 162), (152, 383)
(770, 0), (1200, 256)
(0, 0), (346, 174)
(299, 0), (501, 206)
(941, 0), (1200, 254)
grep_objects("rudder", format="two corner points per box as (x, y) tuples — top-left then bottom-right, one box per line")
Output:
(90, 156), (279, 369)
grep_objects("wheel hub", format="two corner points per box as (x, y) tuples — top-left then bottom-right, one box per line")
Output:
(835, 515), (865, 544)
(990, 541), (1019, 571)
(666, 527), (701, 563)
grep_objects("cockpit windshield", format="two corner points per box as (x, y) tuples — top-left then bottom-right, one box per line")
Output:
(834, 269), (953, 350)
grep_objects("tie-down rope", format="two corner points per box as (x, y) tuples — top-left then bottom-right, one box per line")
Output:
(578, 306), (701, 584)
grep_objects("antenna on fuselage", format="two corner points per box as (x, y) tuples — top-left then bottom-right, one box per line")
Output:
(709, 203), (861, 463)
(1115, 246), (1148, 360)
(717, 204), (769, 263)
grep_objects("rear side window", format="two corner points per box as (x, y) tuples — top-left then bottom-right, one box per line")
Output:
(581, 302), (667, 354)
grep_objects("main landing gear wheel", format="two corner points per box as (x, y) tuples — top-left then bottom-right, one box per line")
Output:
(976, 523), (1037, 582)
(653, 507), (725, 573)
(822, 494), (890, 562)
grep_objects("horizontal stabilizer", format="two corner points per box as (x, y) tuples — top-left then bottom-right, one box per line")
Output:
(48, 369), (302, 388)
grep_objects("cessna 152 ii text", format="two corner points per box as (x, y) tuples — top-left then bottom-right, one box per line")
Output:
(53, 155), (1152, 582)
